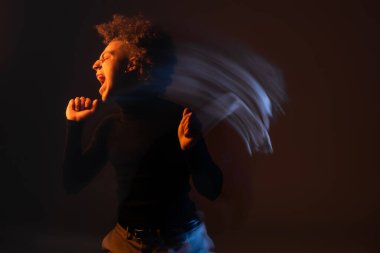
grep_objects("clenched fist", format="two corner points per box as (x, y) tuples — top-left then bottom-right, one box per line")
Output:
(66, 96), (99, 122)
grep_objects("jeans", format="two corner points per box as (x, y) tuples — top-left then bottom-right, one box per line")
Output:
(101, 222), (215, 253)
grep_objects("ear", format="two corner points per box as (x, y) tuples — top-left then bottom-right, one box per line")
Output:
(126, 56), (138, 72)
(126, 57), (148, 80)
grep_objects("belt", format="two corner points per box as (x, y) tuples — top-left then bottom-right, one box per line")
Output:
(122, 218), (202, 242)
(126, 227), (161, 241)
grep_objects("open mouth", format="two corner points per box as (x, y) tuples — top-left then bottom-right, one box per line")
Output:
(96, 74), (106, 95)
(97, 74), (106, 85)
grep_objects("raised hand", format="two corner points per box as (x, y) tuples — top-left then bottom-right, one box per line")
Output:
(178, 107), (202, 150)
(66, 97), (99, 122)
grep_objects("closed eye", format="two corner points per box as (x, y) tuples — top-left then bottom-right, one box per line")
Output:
(101, 56), (109, 63)
(101, 52), (112, 63)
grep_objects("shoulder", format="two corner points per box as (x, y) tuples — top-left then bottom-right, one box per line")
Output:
(93, 113), (120, 133)
(155, 98), (184, 121)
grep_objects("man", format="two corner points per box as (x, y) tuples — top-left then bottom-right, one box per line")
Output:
(63, 14), (223, 253)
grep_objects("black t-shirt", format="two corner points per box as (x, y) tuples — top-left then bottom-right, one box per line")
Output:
(63, 97), (223, 229)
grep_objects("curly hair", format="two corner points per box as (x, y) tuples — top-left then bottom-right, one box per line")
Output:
(95, 14), (172, 80)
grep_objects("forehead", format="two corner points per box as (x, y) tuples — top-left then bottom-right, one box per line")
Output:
(101, 40), (128, 55)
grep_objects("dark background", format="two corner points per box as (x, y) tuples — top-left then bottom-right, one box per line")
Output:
(0, 0), (379, 252)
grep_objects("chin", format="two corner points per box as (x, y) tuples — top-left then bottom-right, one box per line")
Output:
(100, 90), (110, 102)
(100, 93), (107, 102)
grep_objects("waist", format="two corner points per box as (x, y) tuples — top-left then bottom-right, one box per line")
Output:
(118, 218), (202, 242)
(119, 216), (202, 231)
(117, 197), (200, 228)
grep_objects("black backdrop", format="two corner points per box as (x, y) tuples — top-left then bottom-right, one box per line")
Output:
(0, 0), (379, 252)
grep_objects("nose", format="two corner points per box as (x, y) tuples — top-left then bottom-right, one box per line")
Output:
(92, 59), (102, 71)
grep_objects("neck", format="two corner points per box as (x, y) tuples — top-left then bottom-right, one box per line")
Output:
(113, 92), (160, 116)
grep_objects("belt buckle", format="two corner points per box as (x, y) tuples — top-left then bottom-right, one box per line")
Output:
(132, 228), (145, 241)
(126, 227), (140, 241)
(127, 227), (159, 242)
